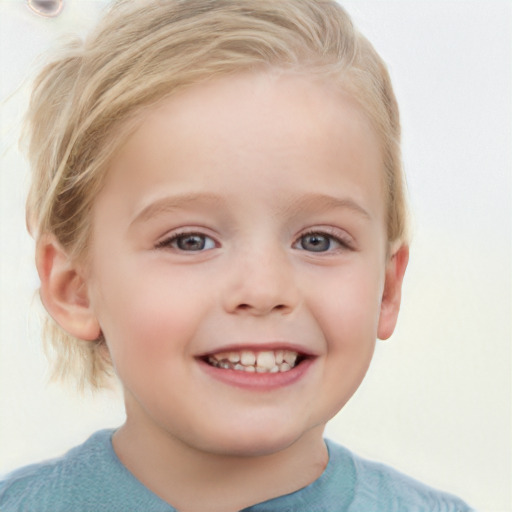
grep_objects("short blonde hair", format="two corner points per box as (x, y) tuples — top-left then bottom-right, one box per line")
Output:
(25, 0), (408, 389)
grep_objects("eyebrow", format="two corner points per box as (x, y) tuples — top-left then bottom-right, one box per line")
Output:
(130, 192), (225, 226)
(130, 191), (372, 226)
(280, 193), (372, 220)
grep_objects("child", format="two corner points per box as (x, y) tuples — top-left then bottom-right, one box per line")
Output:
(0, 0), (474, 510)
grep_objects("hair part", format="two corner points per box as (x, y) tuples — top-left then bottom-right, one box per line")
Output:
(25, 0), (409, 389)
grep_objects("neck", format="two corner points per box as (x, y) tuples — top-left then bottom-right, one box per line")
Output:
(112, 415), (328, 512)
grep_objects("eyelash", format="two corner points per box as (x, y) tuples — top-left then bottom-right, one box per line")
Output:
(155, 228), (353, 253)
(293, 229), (353, 253)
(155, 231), (217, 252)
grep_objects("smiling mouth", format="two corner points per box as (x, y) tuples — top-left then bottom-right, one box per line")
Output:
(203, 349), (307, 374)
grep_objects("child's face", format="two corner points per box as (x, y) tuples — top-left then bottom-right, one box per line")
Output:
(85, 72), (402, 456)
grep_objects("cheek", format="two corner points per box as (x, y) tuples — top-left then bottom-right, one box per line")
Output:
(311, 266), (383, 349)
(91, 264), (206, 366)
(312, 274), (380, 415)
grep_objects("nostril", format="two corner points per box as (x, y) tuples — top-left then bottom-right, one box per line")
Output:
(234, 302), (288, 314)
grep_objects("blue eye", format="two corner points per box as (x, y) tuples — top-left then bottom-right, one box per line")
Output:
(156, 233), (216, 251)
(300, 233), (332, 252)
(296, 231), (349, 253)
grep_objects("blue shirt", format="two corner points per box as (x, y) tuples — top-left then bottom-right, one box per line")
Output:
(0, 429), (473, 511)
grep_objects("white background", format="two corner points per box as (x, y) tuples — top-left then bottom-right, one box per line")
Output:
(0, 1), (510, 511)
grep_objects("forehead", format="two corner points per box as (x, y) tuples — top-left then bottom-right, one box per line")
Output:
(98, 72), (385, 223)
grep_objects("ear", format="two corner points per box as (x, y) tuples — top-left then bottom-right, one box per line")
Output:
(36, 235), (101, 341)
(377, 244), (409, 340)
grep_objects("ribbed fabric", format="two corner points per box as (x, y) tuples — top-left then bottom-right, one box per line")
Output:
(0, 429), (474, 512)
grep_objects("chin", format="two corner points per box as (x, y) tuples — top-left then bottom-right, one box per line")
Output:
(210, 438), (295, 458)
(192, 420), (314, 458)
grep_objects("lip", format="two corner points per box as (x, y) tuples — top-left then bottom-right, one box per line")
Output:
(196, 353), (316, 391)
(197, 342), (317, 359)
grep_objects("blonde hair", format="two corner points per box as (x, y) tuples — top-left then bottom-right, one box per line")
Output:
(25, 0), (408, 389)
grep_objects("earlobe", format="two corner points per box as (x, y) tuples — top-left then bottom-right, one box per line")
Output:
(36, 235), (101, 341)
(377, 244), (409, 340)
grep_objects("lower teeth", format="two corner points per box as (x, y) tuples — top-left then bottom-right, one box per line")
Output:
(208, 358), (295, 373)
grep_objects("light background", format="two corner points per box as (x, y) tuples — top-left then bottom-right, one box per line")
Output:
(0, 1), (510, 511)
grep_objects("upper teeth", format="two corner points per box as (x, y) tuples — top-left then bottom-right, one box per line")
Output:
(208, 350), (299, 373)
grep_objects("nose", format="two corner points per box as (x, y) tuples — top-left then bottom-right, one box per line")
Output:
(223, 245), (300, 316)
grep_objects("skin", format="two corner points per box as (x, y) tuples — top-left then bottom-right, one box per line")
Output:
(38, 71), (408, 512)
